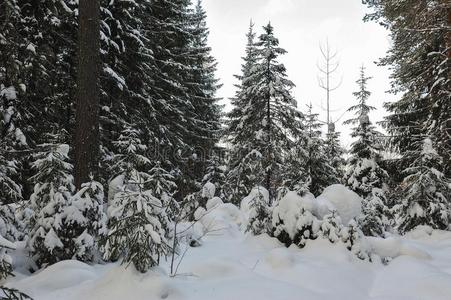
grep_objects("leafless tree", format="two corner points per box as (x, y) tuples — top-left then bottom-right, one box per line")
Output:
(317, 40), (343, 134)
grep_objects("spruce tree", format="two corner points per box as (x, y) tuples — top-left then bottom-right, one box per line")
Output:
(247, 187), (271, 235)
(227, 22), (302, 202)
(396, 138), (451, 233)
(363, 0), (450, 178)
(303, 104), (335, 196)
(28, 144), (105, 267)
(344, 66), (390, 236)
(104, 128), (170, 273)
(226, 20), (262, 203)
(185, 0), (222, 183)
(324, 130), (346, 181)
(344, 66), (388, 198)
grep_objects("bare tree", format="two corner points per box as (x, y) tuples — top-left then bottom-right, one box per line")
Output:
(75, 0), (101, 188)
(317, 40), (343, 134)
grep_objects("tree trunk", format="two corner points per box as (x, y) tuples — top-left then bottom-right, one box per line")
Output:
(75, 0), (100, 189)
(448, 2), (451, 84)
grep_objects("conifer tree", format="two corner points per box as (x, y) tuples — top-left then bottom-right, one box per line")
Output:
(396, 138), (451, 233)
(363, 0), (450, 178)
(227, 22), (302, 202)
(324, 130), (346, 180)
(28, 144), (105, 267)
(247, 187), (271, 235)
(303, 104), (335, 196)
(186, 0), (222, 181)
(226, 21), (262, 203)
(104, 128), (170, 273)
(344, 66), (388, 198)
(344, 66), (390, 236)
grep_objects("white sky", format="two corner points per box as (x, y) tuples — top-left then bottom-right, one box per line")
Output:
(203, 0), (397, 148)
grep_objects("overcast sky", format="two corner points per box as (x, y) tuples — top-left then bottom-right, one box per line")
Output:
(203, 0), (397, 148)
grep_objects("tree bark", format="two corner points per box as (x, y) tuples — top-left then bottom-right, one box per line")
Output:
(447, 2), (451, 83)
(75, 0), (100, 188)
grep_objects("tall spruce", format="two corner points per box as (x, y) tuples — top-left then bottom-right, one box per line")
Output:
(226, 20), (260, 203)
(363, 0), (451, 179)
(344, 66), (390, 236)
(227, 22), (302, 202)
(344, 66), (387, 197)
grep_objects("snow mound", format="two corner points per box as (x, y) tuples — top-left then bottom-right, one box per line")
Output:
(264, 247), (297, 269)
(199, 200), (244, 236)
(202, 182), (216, 200)
(316, 184), (362, 224)
(367, 236), (432, 260)
(206, 197), (223, 211)
(12, 260), (96, 294)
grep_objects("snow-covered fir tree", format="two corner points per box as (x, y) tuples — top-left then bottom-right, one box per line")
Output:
(246, 186), (272, 235)
(363, 0), (450, 179)
(343, 66), (390, 236)
(226, 21), (263, 203)
(104, 128), (170, 273)
(324, 130), (346, 181)
(396, 138), (451, 233)
(28, 144), (105, 267)
(147, 161), (179, 221)
(69, 179), (108, 262)
(202, 147), (227, 198)
(344, 66), (387, 197)
(302, 104), (336, 196)
(227, 22), (303, 202)
(185, 0), (223, 183)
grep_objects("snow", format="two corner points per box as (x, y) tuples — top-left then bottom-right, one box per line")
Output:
(201, 182), (216, 200)
(5, 197), (451, 300)
(316, 184), (362, 224)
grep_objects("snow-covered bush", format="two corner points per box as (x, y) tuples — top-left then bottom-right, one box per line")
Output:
(320, 211), (342, 243)
(246, 187), (271, 235)
(271, 191), (320, 247)
(316, 184), (362, 224)
(0, 235), (15, 280)
(341, 220), (371, 261)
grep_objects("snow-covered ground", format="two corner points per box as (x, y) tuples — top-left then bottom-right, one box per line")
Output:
(6, 201), (451, 300)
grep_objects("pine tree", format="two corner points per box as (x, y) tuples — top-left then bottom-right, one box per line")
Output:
(227, 22), (302, 202)
(202, 147), (227, 198)
(303, 104), (336, 196)
(344, 66), (388, 198)
(147, 161), (179, 221)
(185, 0), (222, 182)
(344, 66), (390, 236)
(324, 130), (346, 181)
(225, 21), (262, 204)
(363, 0), (450, 179)
(396, 138), (451, 233)
(247, 186), (271, 235)
(27, 144), (102, 267)
(69, 179), (108, 261)
(104, 128), (170, 273)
